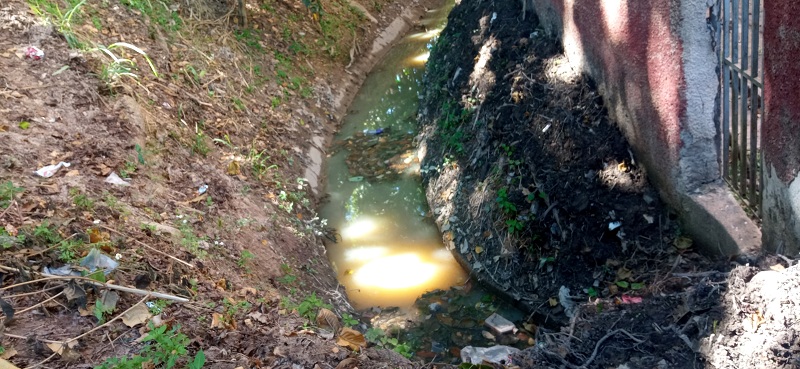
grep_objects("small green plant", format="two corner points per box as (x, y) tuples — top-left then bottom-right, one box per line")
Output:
(119, 0), (182, 33)
(341, 313), (359, 327)
(33, 221), (61, 244)
(231, 97), (246, 111)
(237, 250), (254, 269)
(0, 181), (24, 208)
(365, 327), (413, 359)
(178, 221), (207, 258)
(222, 298), (252, 320)
(72, 190), (95, 211)
(192, 131), (210, 157)
(94, 42), (159, 88)
(29, 0), (87, 48)
(58, 238), (83, 262)
(270, 96), (282, 108)
(437, 100), (471, 155)
(184, 65), (206, 83)
(234, 28), (264, 52)
(278, 263), (298, 285)
(148, 299), (168, 315)
(94, 298), (114, 323)
(495, 188), (516, 214)
(296, 293), (331, 321)
(506, 218), (524, 234)
(95, 324), (205, 369)
(249, 149), (277, 179)
(0, 227), (26, 250)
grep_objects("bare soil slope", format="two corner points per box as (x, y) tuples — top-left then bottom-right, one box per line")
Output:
(0, 0), (438, 367)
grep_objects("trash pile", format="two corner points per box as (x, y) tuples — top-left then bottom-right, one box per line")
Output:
(362, 286), (534, 365)
(331, 129), (419, 182)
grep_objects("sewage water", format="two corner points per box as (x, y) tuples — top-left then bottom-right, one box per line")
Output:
(320, 2), (467, 310)
(320, 2), (531, 360)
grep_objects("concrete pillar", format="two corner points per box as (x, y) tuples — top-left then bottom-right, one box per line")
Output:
(762, 2), (800, 255)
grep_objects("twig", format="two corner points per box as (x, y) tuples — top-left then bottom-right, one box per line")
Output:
(24, 351), (58, 369)
(67, 294), (149, 344)
(0, 266), (189, 303)
(14, 290), (65, 316)
(0, 200), (16, 219)
(542, 329), (645, 369)
(3, 285), (62, 299)
(671, 271), (729, 278)
(3, 333), (64, 344)
(99, 225), (194, 269)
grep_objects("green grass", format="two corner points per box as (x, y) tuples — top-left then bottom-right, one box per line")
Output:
(119, 0), (182, 33)
(95, 324), (204, 369)
(28, 0), (87, 48)
(0, 181), (23, 208)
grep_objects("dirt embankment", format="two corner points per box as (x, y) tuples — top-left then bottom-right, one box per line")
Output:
(418, 1), (800, 368)
(0, 0), (440, 367)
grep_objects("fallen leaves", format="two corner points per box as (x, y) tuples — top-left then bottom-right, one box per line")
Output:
(121, 303), (151, 327)
(316, 308), (341, 334)
(335, 328), (366, 351)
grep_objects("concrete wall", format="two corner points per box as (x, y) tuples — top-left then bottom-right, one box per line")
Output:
(526, 0), (762, 255)
(762, 2), (800, 255)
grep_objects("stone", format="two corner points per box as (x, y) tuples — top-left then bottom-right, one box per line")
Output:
(484, 313), (515, 336)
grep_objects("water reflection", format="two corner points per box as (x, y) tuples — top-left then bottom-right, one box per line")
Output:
(321, 3), (465, 310)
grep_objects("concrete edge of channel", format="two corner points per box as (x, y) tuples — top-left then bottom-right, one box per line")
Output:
(679, 181), (762, 258)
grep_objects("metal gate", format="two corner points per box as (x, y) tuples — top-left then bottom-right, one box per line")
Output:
(718, 0), (764, 216)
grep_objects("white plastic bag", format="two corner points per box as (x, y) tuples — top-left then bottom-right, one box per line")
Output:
(35, 162), (70, 177)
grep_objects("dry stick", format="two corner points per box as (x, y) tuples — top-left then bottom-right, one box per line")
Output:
(543, 329), (645, 369)
(24, 351), (58, 369)
(3, 333), (64, 344)
(98, 225), (194, 269)
(68, 294), (149, 344)
(0, 266), (189, 303)
(3, 285), (62, 299)
(14, 290), (65, 316)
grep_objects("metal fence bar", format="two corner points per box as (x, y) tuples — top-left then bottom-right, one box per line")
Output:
(749, 0), (762, 213)
(721, 0), (730, 179)
(719, 0), (763, 217)
(730, 0), (740, 191)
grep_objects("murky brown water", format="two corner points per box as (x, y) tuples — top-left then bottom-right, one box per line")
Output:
(320, 2), (467, 310)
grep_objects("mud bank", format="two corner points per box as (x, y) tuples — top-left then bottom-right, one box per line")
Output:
(417, 1), (799, 368)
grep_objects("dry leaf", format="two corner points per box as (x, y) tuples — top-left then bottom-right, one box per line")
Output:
(121, 303), (151, 327)
(335, 358), (358, 369)
(4, 224), (17, 237)
(316, 308), (341, 333)
(227, 161), (241, 175)
(769, 264), (785, 271)
(211, 313), (225, 329)
(0, 347), (17, 360)
(475, 246), (483, 254)
(616, 268), (632, 280)
(88, 228), (110, 244)
(46, 341), (77, 355)
(335, 328), (366, 350)
(65, 170), (80, 177)
(0, 358), (20, 369)
(247, 312), (269, 324)
(674, 237), (693, 250)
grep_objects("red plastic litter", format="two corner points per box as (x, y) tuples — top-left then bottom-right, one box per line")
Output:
(24, 46), (44, 60)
